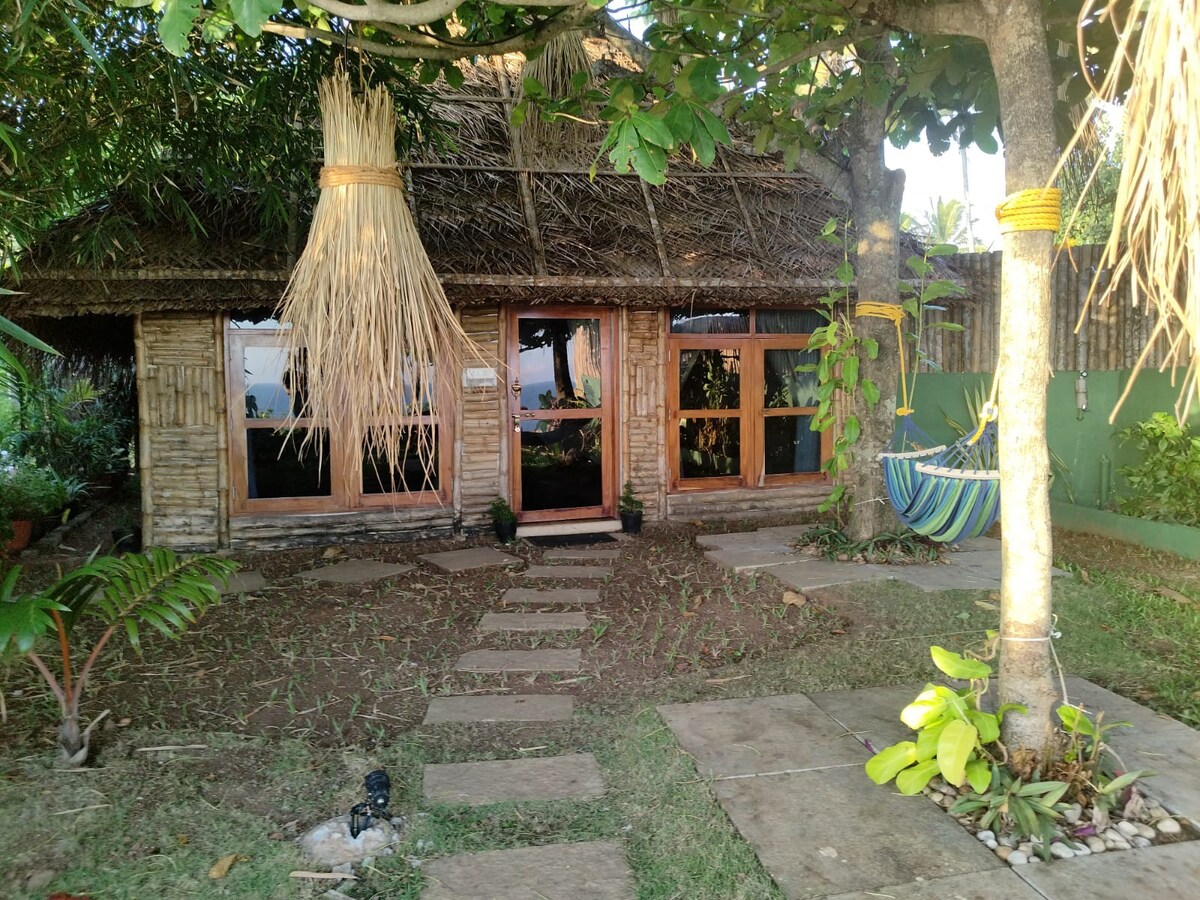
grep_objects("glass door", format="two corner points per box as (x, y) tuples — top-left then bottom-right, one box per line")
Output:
(508, 309), (616, 522)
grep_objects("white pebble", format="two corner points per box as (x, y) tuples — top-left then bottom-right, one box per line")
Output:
(1134, 823), (1156, 840)
(1063, 803), (1083, 824)
(1073, 842), (1092, 856)
(1086, 836), (1106, 853)
(976, 830), (996, 842)
(985, 839), (998, 850)
(1008, 851), (1029, 866)
(1050, 843), (1075, 859)
(1157, 818), (1182, 835)
(1117, 821), (1139, 838)
(1018, 842), (1035, 856)
(1132, 836), (1152, 848)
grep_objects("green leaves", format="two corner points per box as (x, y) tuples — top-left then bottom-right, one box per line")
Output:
(895, 759), (940, 795)
(0, 567), (68, 656)
(158, 0), (201, 56)
(936, 719), (978, 786)
(228, 0), (279, 37)
(964, 758), (992, 793)
(930, 645), (992, 681)
(865, 741), (917, 784)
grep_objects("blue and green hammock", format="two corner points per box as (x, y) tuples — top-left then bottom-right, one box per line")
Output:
(857, 303), (1001, 544)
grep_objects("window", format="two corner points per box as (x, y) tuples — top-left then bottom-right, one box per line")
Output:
(668, 308), (827, 491)
(225, 319), (447, 513)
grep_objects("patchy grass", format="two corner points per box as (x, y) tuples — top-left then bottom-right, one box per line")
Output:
(3, 522), (1199, 897)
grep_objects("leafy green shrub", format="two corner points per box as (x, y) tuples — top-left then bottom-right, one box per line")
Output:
(1116, 413), (1200, 526)
(619, 480), (643, 515)
(0, 451), (67, 523)
(487, 496), (516, 524)
(865, 647), (1025, 795)
(797, 525), (939, 564)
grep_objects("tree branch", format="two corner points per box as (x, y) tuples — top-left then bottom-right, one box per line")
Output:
(305, 0), (580, 28)
(793, 147), (851, 200)
(597, 10), (652, 69)
(837, 1), (986, 40)
(261, 6), (592, 60)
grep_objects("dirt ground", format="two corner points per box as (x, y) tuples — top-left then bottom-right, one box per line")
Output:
(3, 501), (836, 753)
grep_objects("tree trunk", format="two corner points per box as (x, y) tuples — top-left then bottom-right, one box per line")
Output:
(843, 77), (905, 542)
(983, 0), (1061, 765)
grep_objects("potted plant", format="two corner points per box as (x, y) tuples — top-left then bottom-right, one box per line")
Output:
(0, 452), (67, 554)
(618, 480), (644, 534)
(488, 496), (518, 543)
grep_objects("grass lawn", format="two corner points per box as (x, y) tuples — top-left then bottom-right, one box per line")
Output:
(1, 521), (1198, 898)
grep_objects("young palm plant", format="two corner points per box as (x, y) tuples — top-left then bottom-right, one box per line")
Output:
(0, 549), (237, 766)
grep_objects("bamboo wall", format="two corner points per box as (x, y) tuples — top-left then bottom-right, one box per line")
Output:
(925, 246), (1175, 374)
(457, 306), (505, 527)
(135, 313), (227, 550)
(621, 308), (666, 520)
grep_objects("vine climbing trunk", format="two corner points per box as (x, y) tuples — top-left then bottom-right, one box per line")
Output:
(843, 63), (905, 543)
(982, 0), (1061, 766)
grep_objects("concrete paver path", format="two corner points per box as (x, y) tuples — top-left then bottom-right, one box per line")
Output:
(502, 588), (601, 605)
(423, 753), (604, 805)
(478, 612), (590, 632)
(523, 565), (612, 580)
(420, 547), (522, 573)
(296, 559), (413, 583)
(423, 694), (574, 724)
(422, 841), (634, 900)
(455, 649), (581, 673)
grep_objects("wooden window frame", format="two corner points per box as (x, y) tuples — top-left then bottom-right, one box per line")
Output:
(667, 309), (830, 493)
(224, 321), (451, 515)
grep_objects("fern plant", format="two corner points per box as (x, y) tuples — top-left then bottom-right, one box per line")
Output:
(0, 549), (237, 765)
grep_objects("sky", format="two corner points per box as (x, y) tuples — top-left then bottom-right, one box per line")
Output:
(886, 139), (1008, 249)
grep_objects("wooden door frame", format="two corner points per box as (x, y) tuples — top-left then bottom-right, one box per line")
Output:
(506, 306), (618, 522)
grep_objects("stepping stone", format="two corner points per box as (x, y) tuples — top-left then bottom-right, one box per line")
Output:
(502, 588), (600, 605)
(296, 560), (413, 583)
(824, 868), (1041, 899)
(478, 612), (589, 632)
(768, 560), (897, 591)
(456, 649), (581, 673)
(711, 768), (1002, 899)
(658, 694), (870, 779)
(420, 547), (522, 573)
(422, 841), (634, 900)
(524, 565), (612, 580)
(1013, 840), (1200, 900)
(696, 532), (794, 551)
(423, 694), (574, 724)
(889, 564), (1001, 593)
(543, 548), (621, 561)
(704, 548), (800, 573)
(209, 570), (268, 595)
(423, 753), (604, 805)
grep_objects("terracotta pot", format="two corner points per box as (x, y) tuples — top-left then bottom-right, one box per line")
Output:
(3, 519), (33, 555)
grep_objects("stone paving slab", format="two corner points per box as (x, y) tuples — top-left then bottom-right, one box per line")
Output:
(696, 532), (795, 551)
(703, 549), (801, 573)
(296, 560), (414, 583)
(456, 649), (581, 673)
(888, 564), (1001, 593)
(478, 612), (590, 632)
(209, 570), (268, 595)
(755, 525), (811, 539)
(420, 547), (522, 573)
(950, 536), (1001, 552)
(806, 684), (923, 753)
(502, 588), (601, 605)
(825, 869), (1043, 899)
(423, 694), (574, 724)
(423, 753), (605, 805)
(768, 560), (898, 591)
(1015, 842), (1200, 899)
(712, 768), (1003, 899)
(543, 548), (621, 561)
(1066, 676), (1200, 819)
(422, 841), (634, 900)
(524, 565), (612, 580)
(657, 694), (868, 778)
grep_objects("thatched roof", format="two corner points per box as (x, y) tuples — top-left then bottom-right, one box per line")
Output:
(3, 39), (875, 318)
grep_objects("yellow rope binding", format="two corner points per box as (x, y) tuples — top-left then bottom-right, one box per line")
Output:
(995, 187), (1062, 234)
(854, 302), (913, 416)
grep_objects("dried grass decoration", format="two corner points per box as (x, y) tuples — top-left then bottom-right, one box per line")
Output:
(276, 68), (474, 493)
(516, 31), (593, 158)
(1066, 1), (1200, 420)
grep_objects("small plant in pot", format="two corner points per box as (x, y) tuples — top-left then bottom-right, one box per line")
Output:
(488, 496), (518, 543)
(0, 452), (67, 553)
(618, 481), (644, 534)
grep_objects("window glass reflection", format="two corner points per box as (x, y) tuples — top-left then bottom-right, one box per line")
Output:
(517, 319), (602, 410)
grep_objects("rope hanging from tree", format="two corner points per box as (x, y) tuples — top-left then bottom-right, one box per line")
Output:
(995, 187), (1062, 234)
(855, 301), (913, 416)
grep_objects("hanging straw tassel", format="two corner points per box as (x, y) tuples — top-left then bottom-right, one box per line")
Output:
(276, 67), (473, 490)
(516, 31), (593, 159)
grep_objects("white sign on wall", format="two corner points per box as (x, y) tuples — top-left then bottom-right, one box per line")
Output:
(462, 367), (499, 389)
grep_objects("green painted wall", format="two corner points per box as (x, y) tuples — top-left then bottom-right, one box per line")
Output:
(901, 369), (1199, 510)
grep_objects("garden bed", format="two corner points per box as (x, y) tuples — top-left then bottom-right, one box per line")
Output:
(1052, 501), (1200, 561)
